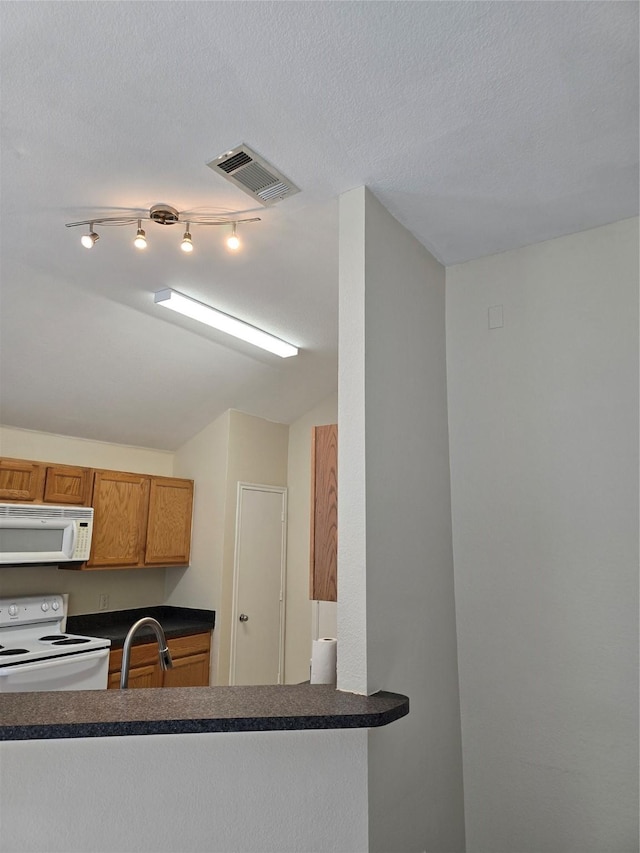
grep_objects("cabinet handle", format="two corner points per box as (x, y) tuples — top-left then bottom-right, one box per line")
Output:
(239, 613), (249, 622)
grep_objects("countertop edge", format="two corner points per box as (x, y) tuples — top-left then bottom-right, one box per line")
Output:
(0, 687), (409, 741)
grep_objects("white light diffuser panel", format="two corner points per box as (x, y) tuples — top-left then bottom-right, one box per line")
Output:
(154, 288), (299, 358)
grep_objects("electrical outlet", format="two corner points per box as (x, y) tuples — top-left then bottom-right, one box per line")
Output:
(98, 593), (109, 611)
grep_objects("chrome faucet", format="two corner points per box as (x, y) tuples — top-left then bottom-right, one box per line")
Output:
(120, 617), (173, 688)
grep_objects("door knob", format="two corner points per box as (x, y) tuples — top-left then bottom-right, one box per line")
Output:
(239, 613), (249, 622)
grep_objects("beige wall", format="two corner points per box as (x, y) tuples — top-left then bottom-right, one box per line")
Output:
(0, 426), (173, 614)
(166, 411), (289, 685)
(217, 410), (289, 685)
(0, 426), (173, 474)
(167, 411), (230, 612)
(284, 393), (338, 684)
(166, 411), (230, 684)
(1, 414), (314, 687)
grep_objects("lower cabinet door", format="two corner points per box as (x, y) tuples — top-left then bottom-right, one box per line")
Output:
(108, 664), (162, 689)
(107, 632), (211, 689)
(162, 652), (210, 688)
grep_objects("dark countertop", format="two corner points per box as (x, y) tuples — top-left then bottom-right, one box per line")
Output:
(0, 684), (409, 741)
(67, 606), (215, 649)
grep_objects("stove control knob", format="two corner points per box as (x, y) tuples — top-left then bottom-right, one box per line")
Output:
(41, 602), (49, 612)
(8, 605), (18, 617)
(51, 600), (60, 611)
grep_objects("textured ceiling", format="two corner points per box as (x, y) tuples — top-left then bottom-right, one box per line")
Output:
(1, 1), (637, 450)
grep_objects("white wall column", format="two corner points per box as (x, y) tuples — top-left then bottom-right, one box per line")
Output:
(338, 187), (466, 852)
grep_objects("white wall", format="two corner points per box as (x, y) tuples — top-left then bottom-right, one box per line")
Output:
(446, 218), (639, 852)
(285, 392), (338, 684)
(338, 188), (368, 696)
(0, 426), (173, 613)
(339, 188), (466, 852)
(0, 730), (369, 853)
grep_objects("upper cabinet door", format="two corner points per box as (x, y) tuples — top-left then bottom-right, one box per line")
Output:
(310, 424), (338, 602)
(145, 477), (194, 566)
(43, 465), (91, 505)
(0, 459), (46, 502)
(87, 471), (150, 568)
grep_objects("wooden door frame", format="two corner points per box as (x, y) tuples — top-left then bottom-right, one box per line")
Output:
(229, 482), (288, 686)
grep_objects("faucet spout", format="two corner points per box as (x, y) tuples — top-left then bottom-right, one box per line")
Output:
(120, 617), (173, 689)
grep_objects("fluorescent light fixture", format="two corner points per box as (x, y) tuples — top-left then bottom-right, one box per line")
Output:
(154, 288), (299, 358)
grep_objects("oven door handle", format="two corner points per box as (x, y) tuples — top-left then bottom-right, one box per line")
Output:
(0, 648), (109, 676)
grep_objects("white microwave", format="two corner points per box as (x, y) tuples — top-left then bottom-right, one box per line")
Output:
(0, 504), (94, 565)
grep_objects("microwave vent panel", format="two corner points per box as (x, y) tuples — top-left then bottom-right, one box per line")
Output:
(0, 503), (94, 519)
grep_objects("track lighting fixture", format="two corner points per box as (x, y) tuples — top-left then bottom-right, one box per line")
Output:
(226, 222), (240, 251)
(80, 224), (99, 249)
(133, 220), (147, 249)
(65, 204), (260, 253)
(180, 224), (193, 253)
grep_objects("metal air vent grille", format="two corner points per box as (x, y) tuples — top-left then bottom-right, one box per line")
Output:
(217, 151), (252, 173)
(207, 144), (300, 207)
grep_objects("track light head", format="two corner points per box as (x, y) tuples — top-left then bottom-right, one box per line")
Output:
(80, 225), (99, 249)
(226, 222), (240, 251)
(180, 224), (193, 253)
(133, 220), (147, 249)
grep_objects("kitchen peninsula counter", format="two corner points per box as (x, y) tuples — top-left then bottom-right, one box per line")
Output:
(0, 684), (409, 741)
(67, 605), (215, 648)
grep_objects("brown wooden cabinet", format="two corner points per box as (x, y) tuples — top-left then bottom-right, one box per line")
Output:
(0, 458), (92, 505)
(43, 465), (92, 505)
(0, 458), (45, 502)
(0, 456), (194, 570)
(145, 477), (194, 566)
(86, 472), (193, 570)
(108, 663), (162, 690)
(309, 424), (338, 602)
(87, 471), (150, 568)
(107, 631), (211, 689)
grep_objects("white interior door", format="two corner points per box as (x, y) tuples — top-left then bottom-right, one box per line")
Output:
(230, 484), (287, 685)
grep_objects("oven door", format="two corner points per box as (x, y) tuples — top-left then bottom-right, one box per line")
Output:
(0, 648), (109, 693)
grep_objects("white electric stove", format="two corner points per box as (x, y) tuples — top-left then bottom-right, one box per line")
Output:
(0, 595), (110, 692)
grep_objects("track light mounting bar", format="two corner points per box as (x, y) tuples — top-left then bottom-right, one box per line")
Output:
(65, 204), (260, 229)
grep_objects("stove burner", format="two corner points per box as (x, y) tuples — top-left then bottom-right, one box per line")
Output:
(51, 638), (90, 646)
(0, 648), (29, 656)
(40, 635), (66, 641)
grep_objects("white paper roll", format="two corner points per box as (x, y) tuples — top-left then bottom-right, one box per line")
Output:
(310, 637), (337, 684)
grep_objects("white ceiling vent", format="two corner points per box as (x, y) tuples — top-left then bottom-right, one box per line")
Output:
(207, 144), (300, 206)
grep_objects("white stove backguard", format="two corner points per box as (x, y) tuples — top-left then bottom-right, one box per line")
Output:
(0, 594), (110, 690)
(0, 594), (66, 633)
